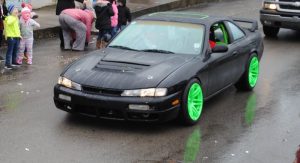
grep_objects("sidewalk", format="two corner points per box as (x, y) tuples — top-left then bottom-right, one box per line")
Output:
(1, 0), (202, 60)
(32, 0), (216, 39)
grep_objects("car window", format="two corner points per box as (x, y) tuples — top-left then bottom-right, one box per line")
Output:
(109, 21), (205, 55)
(227, 22), (245, 41)
(210, 23), (229, 45)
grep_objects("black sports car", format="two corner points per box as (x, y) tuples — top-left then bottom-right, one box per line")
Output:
(54, 12), (264, 125)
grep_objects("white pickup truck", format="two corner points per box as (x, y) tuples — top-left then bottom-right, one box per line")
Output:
(260, 0), (300, 37)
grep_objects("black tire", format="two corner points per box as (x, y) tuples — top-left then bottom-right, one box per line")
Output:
(235, 54), (260, 91)
(263, 26), (279, 37)
(179, 79), (204, 126)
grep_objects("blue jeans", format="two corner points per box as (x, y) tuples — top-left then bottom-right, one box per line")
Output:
(111, 27), (118, 38)
(5, 37), (20, 66)
(98, 29), (111, 42)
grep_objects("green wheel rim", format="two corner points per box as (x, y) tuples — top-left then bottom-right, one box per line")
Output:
(248, 56), (259, 88)
(187, 83), (203, 121)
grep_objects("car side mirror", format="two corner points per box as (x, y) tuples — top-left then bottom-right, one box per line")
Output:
(212, 44), (228, 53)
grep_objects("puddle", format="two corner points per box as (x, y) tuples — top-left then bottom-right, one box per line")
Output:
(0, 66), (35, 83)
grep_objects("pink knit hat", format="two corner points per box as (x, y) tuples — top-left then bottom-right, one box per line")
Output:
(21, 7), (30, 13)
(21, 3), (33, 11)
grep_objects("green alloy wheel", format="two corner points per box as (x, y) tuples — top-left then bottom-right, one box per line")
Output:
(181, 79), (204, 125)
(235, 54), (260, 91)
(248, 56), (259, 88)
(187, 83), (203, 121)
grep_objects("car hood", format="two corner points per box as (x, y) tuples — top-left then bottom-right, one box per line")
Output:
(63, 48), (194, 90)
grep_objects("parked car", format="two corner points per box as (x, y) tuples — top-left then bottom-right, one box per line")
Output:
(54, 12), (264, 125)
(260, 0), (300, 37)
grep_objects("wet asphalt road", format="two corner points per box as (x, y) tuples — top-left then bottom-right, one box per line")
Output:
(1, 0), (300, 162)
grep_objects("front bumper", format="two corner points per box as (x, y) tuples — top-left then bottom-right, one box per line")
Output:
(260, 10), (300, 29)
(53, 85), (181, 122)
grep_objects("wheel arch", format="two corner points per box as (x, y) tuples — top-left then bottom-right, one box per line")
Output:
(183, 76), (206, 99)
(244, 49), (259, 70)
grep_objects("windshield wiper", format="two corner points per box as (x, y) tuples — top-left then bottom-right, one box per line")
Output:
(108, 45), (139, 51)
(140, 49), (175, 54)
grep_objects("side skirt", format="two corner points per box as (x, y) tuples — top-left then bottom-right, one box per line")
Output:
(204, 83), (233, 101)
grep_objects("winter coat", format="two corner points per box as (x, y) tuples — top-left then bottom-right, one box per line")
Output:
(94, 1), (114, 31)
(117, 2), (131, 26)
(4, 15), (21, 39)
(19, 17), (40, 39)
(56, 0), (84, 15)
(111, 1), (118, 27)
(0, 3), (8, 30)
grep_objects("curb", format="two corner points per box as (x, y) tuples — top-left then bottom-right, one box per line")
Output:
(34, 27), (60, 40)
(131, 0), (225, 18)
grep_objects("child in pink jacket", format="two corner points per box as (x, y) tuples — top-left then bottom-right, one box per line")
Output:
(110, 0), (118, 37)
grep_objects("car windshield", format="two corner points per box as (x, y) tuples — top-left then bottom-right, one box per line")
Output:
(109, 21), (205, 55)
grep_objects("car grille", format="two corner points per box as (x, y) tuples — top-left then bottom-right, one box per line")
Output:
(94, 61), (150, 73)
(278, 0), (300, 11)
(74, 105), (159, 121)
(75, 105), (125, 120)
(81, 85), (123, 96)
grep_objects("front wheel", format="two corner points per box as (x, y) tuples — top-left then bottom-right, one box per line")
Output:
(180, 79), (204, 125)
(235, 54), (260, 91)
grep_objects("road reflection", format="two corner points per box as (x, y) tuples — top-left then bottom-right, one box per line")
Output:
(244, 93), (257, 126)
(184, 127), (201, 163)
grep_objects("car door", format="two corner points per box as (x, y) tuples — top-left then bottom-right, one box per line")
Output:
(225, 21), (250, 82)
(206, 22), (240, 96)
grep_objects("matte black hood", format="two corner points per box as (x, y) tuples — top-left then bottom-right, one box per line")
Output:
(63, 48), (194, 90)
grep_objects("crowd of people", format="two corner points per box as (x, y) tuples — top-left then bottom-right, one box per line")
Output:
(0, 0), (131, 70)
(1, 0), (40, 70)
(56, 0), (132, 51)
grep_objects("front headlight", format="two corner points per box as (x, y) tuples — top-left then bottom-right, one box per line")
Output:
(58, 77), (82, 91)
(264, 3), (277, 10)
(121, 88), (167, 97)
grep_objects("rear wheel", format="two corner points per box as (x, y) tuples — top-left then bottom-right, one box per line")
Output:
(235, 54), (260, 91)
(180, 79), (204, 125)
(263, 26), (279, 37)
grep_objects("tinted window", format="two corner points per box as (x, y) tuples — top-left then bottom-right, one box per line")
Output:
(109, 21), (205, 55)
(227, 22), (245, 41)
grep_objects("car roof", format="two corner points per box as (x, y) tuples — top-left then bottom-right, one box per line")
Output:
(136, 11), (228, 26)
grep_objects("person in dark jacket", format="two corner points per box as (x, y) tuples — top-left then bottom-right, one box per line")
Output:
(56, 0), (86, 15)
(94, 0), (114, 49)
(56, 0), (84, 48)
(117, 0), (131, 31)
(0, 0), (8, 47)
